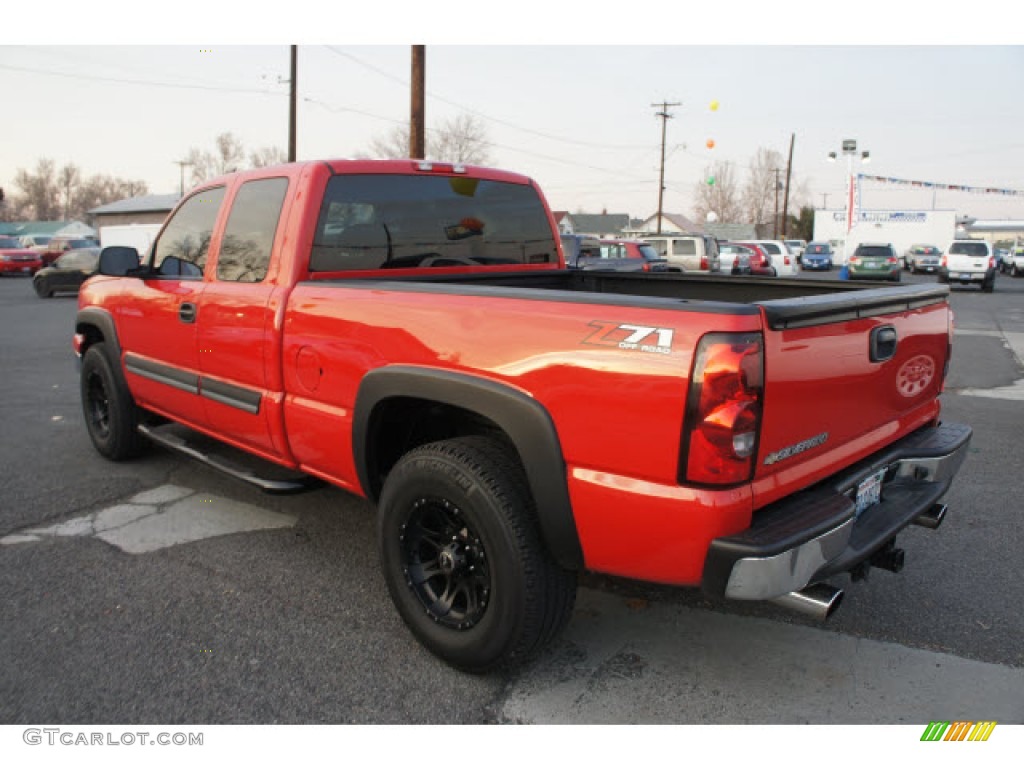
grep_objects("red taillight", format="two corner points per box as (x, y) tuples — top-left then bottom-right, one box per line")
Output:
(700, 255), (708, 271)
(681, 333), (764, 486)
(941, 254), (948, 268)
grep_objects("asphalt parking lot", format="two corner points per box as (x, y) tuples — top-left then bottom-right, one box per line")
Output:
(1, 268), (1022, 729)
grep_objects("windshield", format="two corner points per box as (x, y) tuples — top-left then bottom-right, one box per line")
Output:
(851, 246), (892, 259)
(949, 242), (989, 257)
(310, 175), (558, 271)
(0, 237), (23, 248)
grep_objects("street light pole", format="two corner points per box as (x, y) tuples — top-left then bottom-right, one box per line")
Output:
(173, 160), (193, 197)
(828, 139), (870, 263)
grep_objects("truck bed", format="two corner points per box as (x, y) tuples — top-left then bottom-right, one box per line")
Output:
(309, 269), (950, 329)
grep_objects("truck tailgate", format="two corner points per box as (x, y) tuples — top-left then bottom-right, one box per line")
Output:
(752, 285), (950, 509)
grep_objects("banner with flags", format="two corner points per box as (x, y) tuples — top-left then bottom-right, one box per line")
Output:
(858, 174), (1024, 197)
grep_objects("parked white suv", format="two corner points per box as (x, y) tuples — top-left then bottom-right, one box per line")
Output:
(939, 240), (996, 293)
(641, 234), (720, 273)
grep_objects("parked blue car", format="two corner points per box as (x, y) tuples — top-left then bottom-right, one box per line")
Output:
(801, 241), (834, 271)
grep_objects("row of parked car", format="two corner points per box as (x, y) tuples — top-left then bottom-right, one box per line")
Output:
(0, 233), (100, 276)
(8, 230), (1018, 301)
(561, 234), (806, 277)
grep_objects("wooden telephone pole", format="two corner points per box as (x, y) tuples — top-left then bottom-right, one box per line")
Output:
(288, 45), (297, 162)
(652, 101), (680, 234)
(410, 46), (426, 159)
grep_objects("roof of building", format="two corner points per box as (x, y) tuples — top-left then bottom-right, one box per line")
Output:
(569, 213), (631, 236)
(88, 194), (181, 216)
(707, 223), (758, 241)
(964, 220), (1024, 232)
(0, 221), (95, 236)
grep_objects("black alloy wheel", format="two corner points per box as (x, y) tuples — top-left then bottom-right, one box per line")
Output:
(401, 496), (491, 630)
(80, 343), (146, 460)
(378, 436), (577, 673)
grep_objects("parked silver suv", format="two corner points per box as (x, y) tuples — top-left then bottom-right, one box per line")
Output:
(939, 240), (996, 293)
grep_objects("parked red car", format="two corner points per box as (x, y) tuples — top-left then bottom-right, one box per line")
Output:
(0, 236), (43, 275)
(731, 242), (777, 276)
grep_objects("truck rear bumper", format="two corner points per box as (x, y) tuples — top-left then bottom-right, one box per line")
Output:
(702, 421), (972, 601)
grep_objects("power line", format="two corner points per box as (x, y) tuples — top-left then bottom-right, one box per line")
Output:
(0, 63), (285, 96)
(322, 46), (652, 152)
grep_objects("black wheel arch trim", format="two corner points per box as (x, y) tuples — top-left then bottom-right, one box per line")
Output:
(353, 365), (583, 569)
(75, 307), (123, 364)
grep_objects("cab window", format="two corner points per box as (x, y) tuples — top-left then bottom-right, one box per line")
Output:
(217, 178), (289, 283)
(152, 187), (227, 277)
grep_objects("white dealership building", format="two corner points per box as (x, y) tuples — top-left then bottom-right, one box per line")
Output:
(813, 209), (957, 263)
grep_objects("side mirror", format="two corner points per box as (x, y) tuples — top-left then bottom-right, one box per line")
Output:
(98, 246), (141, 276)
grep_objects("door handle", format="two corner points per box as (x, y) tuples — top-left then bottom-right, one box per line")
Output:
(179, 302), (197, 324)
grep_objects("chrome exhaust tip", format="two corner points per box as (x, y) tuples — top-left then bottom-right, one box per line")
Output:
(770, 583), (844, 621)
(913, 503), (947, 530)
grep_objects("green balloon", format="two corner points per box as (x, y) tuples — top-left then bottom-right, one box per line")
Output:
(707, 176), (716, 186)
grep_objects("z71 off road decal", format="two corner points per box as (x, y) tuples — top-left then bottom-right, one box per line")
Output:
(583, 321), (675, 355)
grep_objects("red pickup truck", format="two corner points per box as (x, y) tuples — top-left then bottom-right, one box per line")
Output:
(75, 159), (971, 672)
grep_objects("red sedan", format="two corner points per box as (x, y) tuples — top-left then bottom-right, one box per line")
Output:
(0, 236), (43, 275)
(730, 241), (777, 276)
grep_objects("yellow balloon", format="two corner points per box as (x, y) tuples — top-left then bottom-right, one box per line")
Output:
(710, 100), (720, 111)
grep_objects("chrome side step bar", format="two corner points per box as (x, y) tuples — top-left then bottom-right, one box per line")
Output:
(138, 424), (320, 494)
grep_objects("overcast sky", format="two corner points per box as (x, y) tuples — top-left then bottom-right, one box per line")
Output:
(3, 3), (1022, 221)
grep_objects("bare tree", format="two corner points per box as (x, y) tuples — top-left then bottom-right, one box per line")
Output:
(186, 132), (247, 185)
(7, 159), (147, 221)
(742, 147), (785, 235)
(249, 146), (288, 168)
(429, 114), (492, 165)
(58, 164), (81, 220)
(74, 175), (148, 218)
(12, 159), (61, 220)
(692, 161), (743, 224)
(363, 113), (492, 165)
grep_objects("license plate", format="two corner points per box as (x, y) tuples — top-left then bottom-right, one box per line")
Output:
(959, 273), (972, 280)
(855, 469), (885, 516)
(21, 267), (31, 273)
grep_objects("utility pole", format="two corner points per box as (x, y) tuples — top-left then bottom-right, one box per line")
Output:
(173, 160), (193, 197)
(651, 101), (680, 234)
(288, 45), (297, 162)
(773, 168), (782, 239)
(410, 45), (426, 159)
(782, 133), (795, 238)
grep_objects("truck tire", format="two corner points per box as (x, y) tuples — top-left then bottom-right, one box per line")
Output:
(33, 278), (52, 298)
(377, 436), (577, 673)
(80, 343), (146, 460)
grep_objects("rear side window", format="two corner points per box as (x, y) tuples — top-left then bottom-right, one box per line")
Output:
(949, 242), (989, 257)
(672, 240), (697, 256)
(760, 243), (781, 255)
(152, 187), (227, 277)
(636, 244), (659, 260)
(217, 177), (289, 283)
(310, 175), (558, 271)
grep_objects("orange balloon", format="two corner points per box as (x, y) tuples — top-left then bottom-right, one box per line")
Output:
(706, 139), (715, 149)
